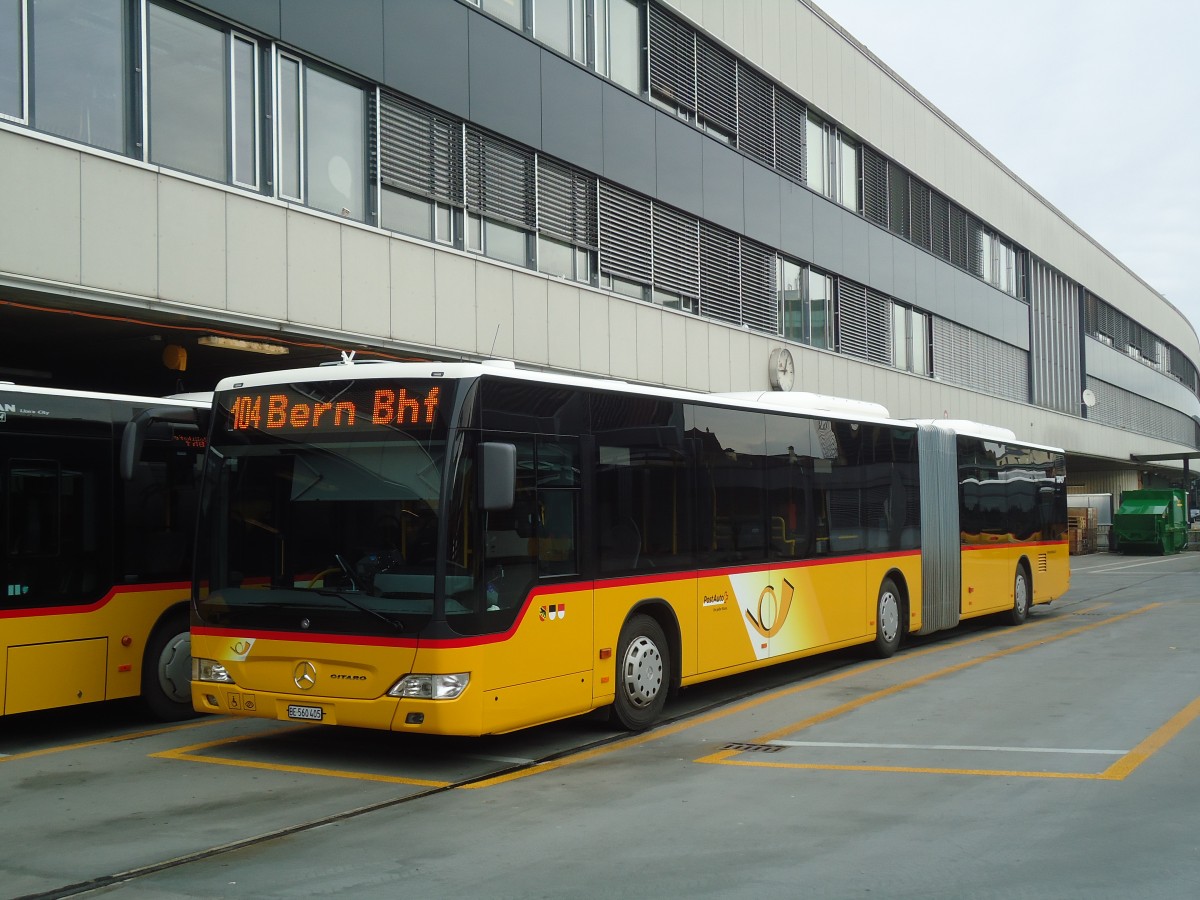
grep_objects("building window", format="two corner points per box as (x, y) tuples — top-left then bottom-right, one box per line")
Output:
(805, 112), (827, 196)
(605, 0), (642, 93)
(1, 0), (23, 122)
(147, 4), (260, 189)
(778, 257), (803, 342)
(29, 0), (130, 154)
(892, 304), (930, 375)
(276, 53), (366, 220)
(808, 269), (832, 350)
(836, 132), (859, 213)
(480, 0), (524, 29)
(779, 258), (832, 349)
(534, 0), (585, 64)
(468, 213), (530, 267)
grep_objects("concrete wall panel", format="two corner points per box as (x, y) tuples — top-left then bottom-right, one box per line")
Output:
(341, 227), (390, 337)
(389, 240), (436, 348)
(159, 177), (226, 310)
(226, 194), (287, 321)
(285, 210), (339, 328)
(0, 132), (80, 284)
(81, 155), (157, 296)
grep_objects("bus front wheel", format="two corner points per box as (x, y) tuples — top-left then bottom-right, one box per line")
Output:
(610, 614), (670, 731)
(142, 611), (196, 721)
(1007, 565), (1031, 626)
(872, 578), (902, 658)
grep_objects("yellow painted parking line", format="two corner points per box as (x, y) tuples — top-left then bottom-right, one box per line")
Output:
(696, 604), (1187, 781)
(150, 730), (452, 788)
(465, 606), (1100, 789)
(0, 717), (222, 764)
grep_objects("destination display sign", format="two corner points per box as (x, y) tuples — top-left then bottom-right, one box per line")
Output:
(222, 381), (449, 435)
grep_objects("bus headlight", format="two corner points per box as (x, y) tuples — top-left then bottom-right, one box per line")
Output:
(387, 673), (470, 700)
(193, 658), (235, 684)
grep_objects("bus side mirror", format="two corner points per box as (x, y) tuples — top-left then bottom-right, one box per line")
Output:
(479, 442), (516, 511)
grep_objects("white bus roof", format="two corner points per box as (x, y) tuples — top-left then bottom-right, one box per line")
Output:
(0, 382), (211, 408)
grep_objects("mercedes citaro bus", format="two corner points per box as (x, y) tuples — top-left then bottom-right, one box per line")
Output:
(189, 359), (1068, 735)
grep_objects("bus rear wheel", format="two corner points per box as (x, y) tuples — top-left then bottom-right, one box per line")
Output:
(142, 611), (196, 721)
(610, 614), (669, 731)
(1006, 565), (1030, 626)
(872, 578), (902, 658)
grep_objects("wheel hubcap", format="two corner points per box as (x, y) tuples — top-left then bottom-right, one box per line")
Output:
(879, 592), (899, 643)
(1015, 575), (1028, 615)
(621, 635), (663, 708)
(158, 633), (192, 704)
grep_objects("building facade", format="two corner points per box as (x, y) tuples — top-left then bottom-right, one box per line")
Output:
(1, 0), (1197, 493)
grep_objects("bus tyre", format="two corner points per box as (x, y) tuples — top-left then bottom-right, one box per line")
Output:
(873, 578), (902, 658)
(610, 614), (670, 731)
(142, 611), (196, 721)
(1007, 565), (1030, 626)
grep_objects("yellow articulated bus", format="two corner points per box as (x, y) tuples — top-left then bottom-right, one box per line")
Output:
(190, 360), (1068, 735)
(1, 383), (208, 719)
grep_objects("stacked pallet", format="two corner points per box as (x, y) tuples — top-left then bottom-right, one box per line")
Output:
(1068, 506), (1098, 554)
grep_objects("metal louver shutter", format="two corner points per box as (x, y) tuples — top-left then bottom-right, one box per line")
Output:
(379, 93), (462, 205)
(887, 161), (909, 238)
(966, 217), (984, 277)
(465, 127), (535, 228)
(740, 239), (777, 333)
(930, 192), (950, 260)
(699, 223), (741, 325)
(864, 288), (893, 364)
(599, 182), (652, 285)
(651, 203), (699, 298)
(648, 4), (695, 111)
(696, 36), (736, 135)
(837, 279), (869, 358)
(949, 204), (968, 269)
(775, 91), (805, 183)
(862, 146), (888, 228)
(737, 64), (775, 166)
(909, 179), (931, 251)
(538, 158), (597, 248)
(933, 317), (1029, 402)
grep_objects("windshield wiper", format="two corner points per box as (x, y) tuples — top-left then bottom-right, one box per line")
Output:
(316, 589), (405, 632)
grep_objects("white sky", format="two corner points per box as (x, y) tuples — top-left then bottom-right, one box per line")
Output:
(810, 0), (1200, 338)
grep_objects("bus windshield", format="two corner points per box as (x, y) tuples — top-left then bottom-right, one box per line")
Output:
(195, 379), (457, 636)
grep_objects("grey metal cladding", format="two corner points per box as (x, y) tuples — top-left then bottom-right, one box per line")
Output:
(778, 179), (814, 262)
(280, 0), (383, 83)
(742, 160), (782, 249)
(195, 0), (280, 36)
(468, 13), (541, 148)
(840, 213), (869, 286)
(917, 424), (960, 634)
(602, 85), (656, 196)
(891, 239), (916, 304)
(655, 115), (703, 216)
(810, 196), (843, 273)
(701, 137), (744, 233)
(383, 0), (470, 118)
(867, 226), (894, 295)
(540, 53), (603, 175)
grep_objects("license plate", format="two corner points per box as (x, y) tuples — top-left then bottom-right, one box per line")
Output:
(287, 704), (324, 721)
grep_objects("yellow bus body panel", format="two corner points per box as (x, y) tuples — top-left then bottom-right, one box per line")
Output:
(2, 584), (189, 716)
(960, 541), (1069, 620)
(192, 553), (925, 736)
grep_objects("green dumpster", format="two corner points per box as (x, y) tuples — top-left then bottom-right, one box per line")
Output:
(1112, 488), (1188, 555)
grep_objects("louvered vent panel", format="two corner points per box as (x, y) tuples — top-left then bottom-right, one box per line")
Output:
(887, 161), (909, 238)
(741, 239), (777, 333)
(775, 91), (805, 183)
(696, 36), (737, 134)
(599, 182), (652, 284)
(379, 93), (462, 204)
(966, 217), (984, 277)
(862, 146), (888, 228)
(837, 279), (869, 359)
(465, 128), (535, 227)
(737, 64), (775, 166)
(930, 191), (950, 260)
(538, 158), (597, 248)
(651, 203), (700, 297)
(648, 4), (696, 111)
(367, 91), (378, 186)
(949, 204), (968, 269)
(933, 318), (1030, 403)
(864, 287), (893, 365)
(909, 179), (931, 251)
(699, 224), (741, 325)
(1086, 378), (1195, 444)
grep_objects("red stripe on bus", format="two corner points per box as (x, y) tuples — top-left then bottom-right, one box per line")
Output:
(0, 581), (190, 619)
